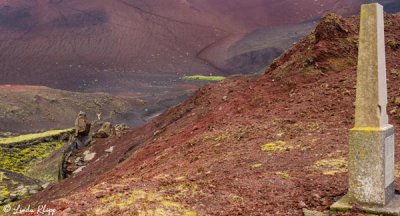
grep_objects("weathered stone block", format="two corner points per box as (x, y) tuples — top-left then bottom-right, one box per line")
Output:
(348, 125), (395, 206)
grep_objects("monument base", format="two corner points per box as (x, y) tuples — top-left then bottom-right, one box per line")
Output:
(331, 194), (400, 215)
(348, 125), (395, 205)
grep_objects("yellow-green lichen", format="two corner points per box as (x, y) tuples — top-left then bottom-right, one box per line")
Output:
(185, 211), (197, 216)
(175, 176), (186, 181)
(0, 172), (9, 181)
(95, 189), (196, 215)
(275, 171), (290, 180)
(0, 185), (10, 197)
(161, 200), (182, 209)
(350, 127), (382, 132)
(228, 194), (243, 203)
(202, 133), (230, 143)
(136, 99), (146, 105)
(251, 164), (262, 169)
(175, 183), (190, 192)
(153, 174), (170, 180)
(174, 183), (198, 199)
(261, 141), (293, 153)
(182, 75), (225, 81)
(313, 158), (347, 176)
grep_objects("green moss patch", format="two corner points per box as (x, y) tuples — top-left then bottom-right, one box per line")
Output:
(0, 128), (72, 145)
(0, 141), (64, 174)
(183, 75), (225, 81)
(0, 185), (10, 198)
(0, 172), (9, 181)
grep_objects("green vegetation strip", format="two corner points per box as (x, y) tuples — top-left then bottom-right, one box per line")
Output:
(0, 141), (64, 174)
(182, 75), (225, 81)
(0, 128), (73, 144)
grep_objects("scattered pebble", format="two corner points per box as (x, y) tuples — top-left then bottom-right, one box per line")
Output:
(298, 200), (308, 208)
(42, 182), (50, 189)
(83, 151), (96, 161)
(105, 146), (115, 153)
(73, 166), (86, 174)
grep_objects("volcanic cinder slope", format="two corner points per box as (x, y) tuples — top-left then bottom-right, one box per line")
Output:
(0, 0), (381, 133)
(0, 0), (370, 93)
(22, 12), (400, 215)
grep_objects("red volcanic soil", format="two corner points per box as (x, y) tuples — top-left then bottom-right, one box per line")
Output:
(0, 84), (49, 91)
(189, 0), (366, 29)
(0, 0), (229, 91)
(0, 0), (369, 93)
(21, 13), (400, 215)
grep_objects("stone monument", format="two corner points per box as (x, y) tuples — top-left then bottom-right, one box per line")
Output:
(331, 3), (400, 215)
